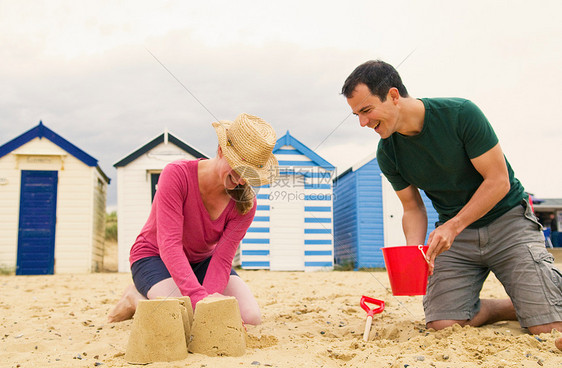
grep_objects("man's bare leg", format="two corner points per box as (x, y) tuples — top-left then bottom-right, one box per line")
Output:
(528, 322), (562, 335)
(107, 284), (146, 323)
(427, 299), (516, 330)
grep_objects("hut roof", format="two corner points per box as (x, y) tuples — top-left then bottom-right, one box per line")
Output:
(273, 131), (335, 171)
(0, 121), (109, 183)
(113, 130), (208, 167)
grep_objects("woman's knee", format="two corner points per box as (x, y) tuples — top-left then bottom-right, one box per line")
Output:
(146, 278), (181, 299)
(241, 307), (262, 325)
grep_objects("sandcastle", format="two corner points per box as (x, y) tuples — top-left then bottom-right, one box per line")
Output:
(125, 295), (245, 363)
(125, 297), (192, 364)
(188, 296), (246, 357)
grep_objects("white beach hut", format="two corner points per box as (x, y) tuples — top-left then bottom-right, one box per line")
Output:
(0, 121), (110, 274)
(240, 131), (335, 271)
(113, 130), (208, 272)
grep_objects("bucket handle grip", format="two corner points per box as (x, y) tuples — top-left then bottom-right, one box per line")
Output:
(418, 244), (430, 264)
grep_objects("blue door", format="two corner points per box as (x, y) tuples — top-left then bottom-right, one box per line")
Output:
(150, 172), (161, 203)
(16, 170), (58, 275)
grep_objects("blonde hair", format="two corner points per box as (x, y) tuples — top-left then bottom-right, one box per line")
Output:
(226, 183), (255, 215)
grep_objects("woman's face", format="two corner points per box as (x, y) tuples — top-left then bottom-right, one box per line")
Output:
(218, 148), (246, 189)
(224, 164), (245, 190)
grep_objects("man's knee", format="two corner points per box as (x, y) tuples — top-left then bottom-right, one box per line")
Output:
(528, 322), (562, 335)
(426, 320), (467, 330)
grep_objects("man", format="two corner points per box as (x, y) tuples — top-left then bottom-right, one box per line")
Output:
(342, 60), (562, 334)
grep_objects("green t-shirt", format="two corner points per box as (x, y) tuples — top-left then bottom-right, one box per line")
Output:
(377, 98), (525, 228)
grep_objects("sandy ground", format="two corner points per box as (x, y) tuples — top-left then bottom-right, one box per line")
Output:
(2, 249), (562, 368)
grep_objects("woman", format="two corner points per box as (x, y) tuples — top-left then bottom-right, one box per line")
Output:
(108, 113), (277, 325)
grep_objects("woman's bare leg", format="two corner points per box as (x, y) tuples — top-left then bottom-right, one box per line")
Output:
(107, 278), (181, 323)
(107, 284), (146, 323)
(108, 276), (260, 325)
(223, 275), (261, 325)
(146, 277), (182, 299)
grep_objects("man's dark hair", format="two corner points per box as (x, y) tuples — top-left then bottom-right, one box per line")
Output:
(341, 60), (409, 101)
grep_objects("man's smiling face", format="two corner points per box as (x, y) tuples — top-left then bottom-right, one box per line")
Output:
(347, 83), (399, 139)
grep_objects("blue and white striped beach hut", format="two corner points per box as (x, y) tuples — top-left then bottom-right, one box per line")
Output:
(240, 131), (335, 271)
(333, 153), (438, 269)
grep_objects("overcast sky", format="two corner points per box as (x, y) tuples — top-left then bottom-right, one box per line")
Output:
(1, 0), (561, 208)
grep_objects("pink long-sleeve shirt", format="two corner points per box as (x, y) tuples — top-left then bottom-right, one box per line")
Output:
(129, 159), (256, 308)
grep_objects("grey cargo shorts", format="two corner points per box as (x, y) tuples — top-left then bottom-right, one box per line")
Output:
(423, 200), (562, 328)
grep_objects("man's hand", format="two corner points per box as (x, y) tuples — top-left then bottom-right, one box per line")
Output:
(426, 220), (459, 274)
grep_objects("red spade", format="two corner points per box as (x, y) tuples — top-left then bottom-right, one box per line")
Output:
(360, 295), (385, 341)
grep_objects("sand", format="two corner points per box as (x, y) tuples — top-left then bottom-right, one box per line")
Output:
(2, 249), (562, 368)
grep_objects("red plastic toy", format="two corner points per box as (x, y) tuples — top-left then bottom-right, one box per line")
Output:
(360, 296), (385, 341)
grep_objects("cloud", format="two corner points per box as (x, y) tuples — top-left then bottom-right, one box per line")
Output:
(0, 29), (377, 205)
(1, 0), (561, 206)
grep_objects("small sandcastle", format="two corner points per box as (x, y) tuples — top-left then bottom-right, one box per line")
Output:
(125, 296), (245, 364)
(188, 296), (246, 357)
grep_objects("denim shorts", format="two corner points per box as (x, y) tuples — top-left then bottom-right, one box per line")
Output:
(131, 256), (238, 298)
(424, 200), (562, 328)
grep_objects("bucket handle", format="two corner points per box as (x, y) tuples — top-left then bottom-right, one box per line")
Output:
(418, 244), (430, 264)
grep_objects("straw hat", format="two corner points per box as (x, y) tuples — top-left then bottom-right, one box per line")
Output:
(213, 113), (278, 186)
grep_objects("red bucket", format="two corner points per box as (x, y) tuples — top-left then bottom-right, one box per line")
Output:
(381, 245), (430, 296)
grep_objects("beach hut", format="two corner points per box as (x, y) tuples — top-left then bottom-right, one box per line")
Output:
(332, 152), (438, 269)
(240, 131), (335, 271)
(113, 130), (208, 272)
(0, 121), (110, 274)
(533, 198), (562, 247)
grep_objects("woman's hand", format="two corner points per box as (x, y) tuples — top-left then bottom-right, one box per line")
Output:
(206, 292), (224, 298)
